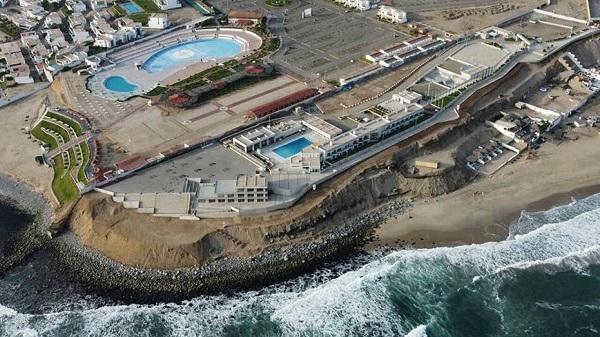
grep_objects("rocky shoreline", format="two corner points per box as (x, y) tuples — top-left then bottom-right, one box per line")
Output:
(51, 198), (410, 303)
(0, 170), (412, 303)
(0, 174), (54, 277)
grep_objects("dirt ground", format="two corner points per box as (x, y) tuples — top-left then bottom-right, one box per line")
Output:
(411, 0), (586, 34)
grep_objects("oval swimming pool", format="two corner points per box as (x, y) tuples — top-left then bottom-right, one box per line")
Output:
(142, 38), (244, 73)
(103, 76), (139, 93)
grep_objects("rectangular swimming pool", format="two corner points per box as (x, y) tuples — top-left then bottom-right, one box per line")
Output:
(273, 137), (312, 159)
(121, 1), (143, 14)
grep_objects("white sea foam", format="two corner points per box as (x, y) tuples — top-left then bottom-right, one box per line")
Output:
(1, 193), (600, 337)
(0, 304), (17, 316)
(405, 325), (428, 337)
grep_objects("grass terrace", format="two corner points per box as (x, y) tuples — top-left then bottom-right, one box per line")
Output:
(129, 13), (151, 25)
(145, 85), (168, 96)
(30, 111), (92, 204)
(173, 65), (232, 90)
(0, 18), (20, 38)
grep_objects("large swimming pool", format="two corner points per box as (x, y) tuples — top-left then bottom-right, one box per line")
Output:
(104, 76), (139, 93)
(121, 1), (143, 14)
(142, 38), (244, 73)
(273, 137), (313, 159)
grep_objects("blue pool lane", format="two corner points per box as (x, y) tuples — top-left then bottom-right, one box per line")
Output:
(142, 38), (244, 73)
(273, 137), (313, 159)
(103, 76), (139, 93)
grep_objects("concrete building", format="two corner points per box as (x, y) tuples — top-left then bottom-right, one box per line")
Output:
(0, 42), (33, 84)
(20, 32), (49, 69)
(91, 17), (141, 48)
(65, 0), (87, 12)
(377, 6), (407, 23)
(228, 10), (263, 26)
(91, 0), (108, 10)
(185, 175), (269, 204)
(233, 121), (303, 153)
(153, 0), (181, 10)
(148, 13), (170, 29)
(316, 101), (426, 162)
(45, 28), (69, 52)
(44, 12), (63, 28)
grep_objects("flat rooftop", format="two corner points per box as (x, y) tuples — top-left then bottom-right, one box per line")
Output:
(105, 144), (258, 193)
(451, 43), (509, 68)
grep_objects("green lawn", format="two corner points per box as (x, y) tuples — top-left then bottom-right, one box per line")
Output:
(31, 125), (80, 204)
(46, 112), (84, 136)
(77, 141), (91, 184)
(129, 13), (151, 25)
(134, 0), (160, 12)
(145, 85), (168, 96)
(265, 0), (290, 6)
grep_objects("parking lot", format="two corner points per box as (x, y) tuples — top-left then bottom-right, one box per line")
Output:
(210, 0), (411, 80)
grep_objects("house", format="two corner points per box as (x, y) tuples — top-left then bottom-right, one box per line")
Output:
(153, 0), (181, 10)
(45, 28), (69, 51)
(44, 12), (63, 28)
(24, 5), (47, 20)
(0, 42), (33, 84)
(91, 0), (108, 10)
(20, 32), (49, 66)
(66, 0), (87, 12)
(228, 10), (263, 26)
(147, 13), (169, 29)
(68, 12), (88, 29)
(378, 5), (407, 23)
(71, 28), (93, 44)
(91, 17), (141, 48)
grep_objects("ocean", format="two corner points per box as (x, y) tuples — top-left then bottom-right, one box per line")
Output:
(1, 193), (600, 337)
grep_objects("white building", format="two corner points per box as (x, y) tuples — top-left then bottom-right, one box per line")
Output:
(23, 5), (46, 20)
(44, 12), (63, 28)
(186, 175), (269, 204)
(233, 121), (303, 153)
(378, 5), (407, 23)
(153, 0), (181, 10)
(91, 17), (141, 48)
(317, 102), (426, 162)
(65, 0), (87, 12)
(147, 13), (170, 29)
(45, 28), (69, 51)
(91, 0), (108, 10)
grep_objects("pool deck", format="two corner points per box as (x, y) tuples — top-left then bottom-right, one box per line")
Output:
(89, 28), (263, 100)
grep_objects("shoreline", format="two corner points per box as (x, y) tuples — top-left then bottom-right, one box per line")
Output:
(366, 184), (600, 252)
(366, 129), (600, 251)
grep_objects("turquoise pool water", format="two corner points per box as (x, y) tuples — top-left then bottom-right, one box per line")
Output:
(121, 1), (143, 14)
(273, 137), (312, 159)
(104, 76), (139, 93)
(142, 38), (243, 73)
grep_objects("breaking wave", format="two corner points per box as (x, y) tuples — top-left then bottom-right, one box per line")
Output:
(1, 194), (600, 337)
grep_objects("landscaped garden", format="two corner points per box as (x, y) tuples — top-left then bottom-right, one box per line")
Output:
(30, 111), (92, 204)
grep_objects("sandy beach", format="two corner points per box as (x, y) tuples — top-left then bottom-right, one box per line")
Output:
(366, 128), (600, 250)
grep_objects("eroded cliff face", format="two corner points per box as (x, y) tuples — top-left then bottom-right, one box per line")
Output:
(68, 159), (475, 270)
